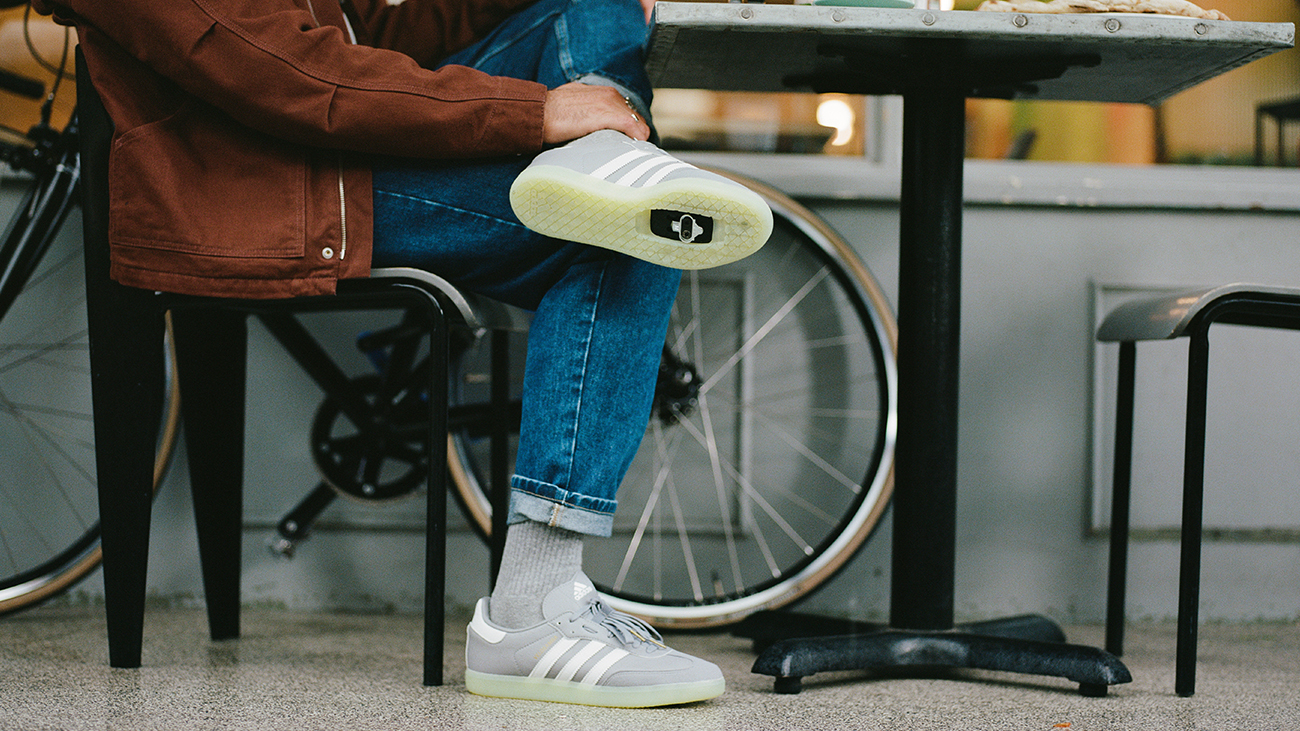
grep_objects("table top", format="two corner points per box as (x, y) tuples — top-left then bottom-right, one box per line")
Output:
(646, 3), (1294, 105)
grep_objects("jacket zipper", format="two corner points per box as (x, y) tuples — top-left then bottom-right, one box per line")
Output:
(336, 156), (348, 260)
(304, 0), (348, 261)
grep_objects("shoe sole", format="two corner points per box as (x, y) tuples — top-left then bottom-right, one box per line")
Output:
(465, 668), (725, 708)
(510, 165), (773, 270)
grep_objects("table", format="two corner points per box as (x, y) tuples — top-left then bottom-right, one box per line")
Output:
(1256, 96), (1300, 166)
(645, 3), (1293, 696)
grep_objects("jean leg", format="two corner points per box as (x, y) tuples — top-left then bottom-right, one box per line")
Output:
(437, 0), (653, 114)
(509, 255), (680, 537)
(373, 0), (672, 539)
(372, 163), (681, 537)
(373, 157), (579, 309)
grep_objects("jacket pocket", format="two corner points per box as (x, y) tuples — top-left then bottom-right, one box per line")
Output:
(109, 101), (307, 260)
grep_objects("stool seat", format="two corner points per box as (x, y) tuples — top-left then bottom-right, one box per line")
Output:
(1098, 283), (1300, 342)
(1099, 282), (1300, 697)
(369, 267), (531, 336)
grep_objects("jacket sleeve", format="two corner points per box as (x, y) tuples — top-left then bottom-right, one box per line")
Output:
(35, 0), (548, 159)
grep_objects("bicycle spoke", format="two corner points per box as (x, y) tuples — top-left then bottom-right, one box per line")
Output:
(0, 384), (96, 518)
(699, 266), (830, 397)
(612, 421), (685, 592)
(667, 287), (700, 355)
(1, 400), (93, 423)
(18, 247), (81, 296)
(673, 397), (743, 593)
(756, 407), (860, 494)
(663, 455), (704, 603)
(0, 332), (88, 375)
(0, 420), (84, 565)
(730, 372), (883, 417)
(673, 408), (815, 563)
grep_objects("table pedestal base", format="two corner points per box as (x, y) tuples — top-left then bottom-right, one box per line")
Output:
(736, 611), (1131, 697)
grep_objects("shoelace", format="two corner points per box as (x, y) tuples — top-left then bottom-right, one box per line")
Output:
(582, 599), (666, 649)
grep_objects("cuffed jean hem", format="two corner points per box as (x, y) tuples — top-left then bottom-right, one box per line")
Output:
(508, 477), (616, 537)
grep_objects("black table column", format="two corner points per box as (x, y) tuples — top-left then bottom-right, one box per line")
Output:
(892, 79), (965, 632)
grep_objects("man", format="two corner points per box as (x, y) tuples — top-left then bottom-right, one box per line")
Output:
(36, 0), (771, 708)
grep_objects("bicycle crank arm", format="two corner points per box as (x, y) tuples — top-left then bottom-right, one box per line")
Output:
(268, 482), (338, 559)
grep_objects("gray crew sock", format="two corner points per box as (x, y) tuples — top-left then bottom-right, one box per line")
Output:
(489, 521), (585, 629)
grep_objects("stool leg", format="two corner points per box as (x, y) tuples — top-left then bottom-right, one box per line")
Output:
(172, 309), (248, 642)
(489, 329), (511, 589)
(424, 303), (449, 687)
(1106, 341), (1136, 657)
(1176, 327), (1210, 697)
(85, 285), (167, 668)
(79, 49), (166, 667)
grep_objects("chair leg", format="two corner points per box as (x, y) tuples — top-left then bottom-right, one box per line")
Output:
(1176, 326), (1211, 697)
(489, 329), (511, 588)
(1106, 341), (1136, 658)
(172, 308), (248, 642)
(423, 300), (449, 687)
(85, 280), (167, 668)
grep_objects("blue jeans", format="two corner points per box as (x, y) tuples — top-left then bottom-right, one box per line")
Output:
(371, 0), (680, 537)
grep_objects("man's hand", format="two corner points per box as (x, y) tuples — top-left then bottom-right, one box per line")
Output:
(543, 82), (650, 145)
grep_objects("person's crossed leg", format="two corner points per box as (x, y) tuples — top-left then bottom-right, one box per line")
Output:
(372, 0), (770, 707)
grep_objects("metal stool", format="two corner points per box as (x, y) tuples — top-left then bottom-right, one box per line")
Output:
(1098, 283), (1300, 696)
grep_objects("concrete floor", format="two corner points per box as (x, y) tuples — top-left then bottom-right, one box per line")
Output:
(2, 605), (1299, 730)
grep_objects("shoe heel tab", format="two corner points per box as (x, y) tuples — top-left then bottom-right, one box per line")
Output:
(469, 600), (508, 644)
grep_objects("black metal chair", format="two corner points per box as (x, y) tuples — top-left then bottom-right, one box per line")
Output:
(77, 48), (513, 686)
(1098, 282), (1300, 697)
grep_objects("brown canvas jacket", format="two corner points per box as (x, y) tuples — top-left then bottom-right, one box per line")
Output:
(34, 0), (549, 298)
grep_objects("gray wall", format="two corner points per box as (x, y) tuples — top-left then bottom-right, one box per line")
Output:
(4, 157), (1299, 625)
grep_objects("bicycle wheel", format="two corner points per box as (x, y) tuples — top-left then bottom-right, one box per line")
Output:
(0, 152), (181, 617)
(448, 171), (897, 628)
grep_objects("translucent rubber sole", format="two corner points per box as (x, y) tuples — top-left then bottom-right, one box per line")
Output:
(510, 165), (774, 270)
(464, 668), (725, 708)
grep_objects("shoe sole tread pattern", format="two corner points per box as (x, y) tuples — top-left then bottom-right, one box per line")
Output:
(510, 166), (773, 270)
(465, 668), (725, 708)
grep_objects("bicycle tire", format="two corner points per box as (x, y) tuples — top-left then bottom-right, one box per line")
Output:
(0, 150), (181, 617)
(447, 171), (897, 628)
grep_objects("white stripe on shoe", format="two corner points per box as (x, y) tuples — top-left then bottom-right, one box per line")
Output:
(590, 148), (701, 188)
(589, 150), (653, 181)
(614, 156), (678, 187)
(641, 161), (695, 187)
(530, 638), (631, 684)
(581, 647), (630, 686)
(530, 637), (581, 678)
(555, 641), (609, 682)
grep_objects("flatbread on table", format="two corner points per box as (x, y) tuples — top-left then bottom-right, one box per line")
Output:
(975, 0), (1230, 21)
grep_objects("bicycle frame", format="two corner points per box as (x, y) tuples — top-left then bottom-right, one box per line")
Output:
(0, 117), (81, 322)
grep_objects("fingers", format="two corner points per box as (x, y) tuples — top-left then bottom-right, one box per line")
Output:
(543, 82), (651, 145)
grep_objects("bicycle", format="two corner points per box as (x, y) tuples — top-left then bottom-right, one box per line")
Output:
(0, 9), (898, 628)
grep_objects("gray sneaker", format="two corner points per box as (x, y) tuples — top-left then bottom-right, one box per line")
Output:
(510, 130), (772, 270)
(465, 571), (725, 707)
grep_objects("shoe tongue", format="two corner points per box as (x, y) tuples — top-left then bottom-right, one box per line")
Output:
(542, 570), (598, 617)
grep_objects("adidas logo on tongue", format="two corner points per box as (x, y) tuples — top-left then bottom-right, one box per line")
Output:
(573, 580), (594, 602)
